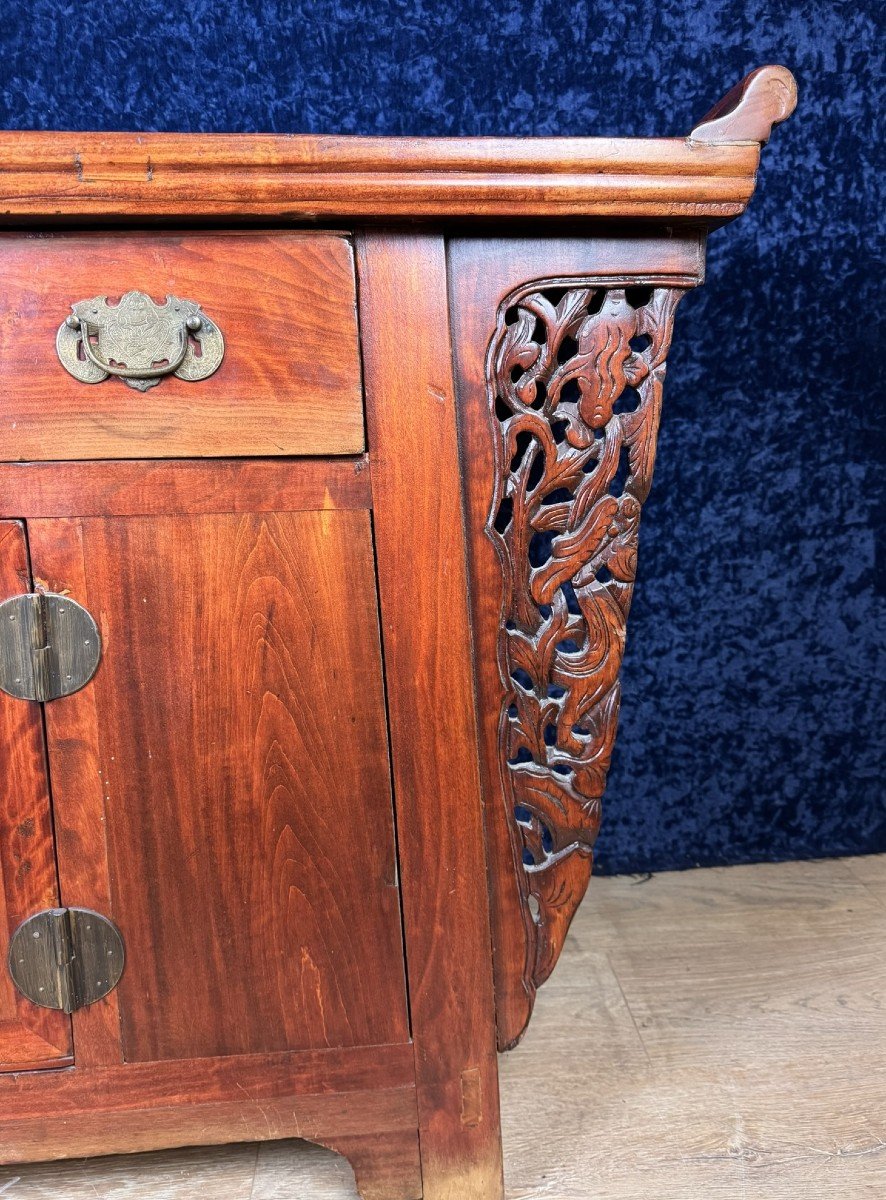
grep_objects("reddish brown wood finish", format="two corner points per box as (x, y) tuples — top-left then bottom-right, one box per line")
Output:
(27, 506), (409, 1062)
(319, 1132), (423, 1200)
(0, 1043), (418, 1164)
(0, 520), (72, 1070)
(0, 68), (795, 226)
(691, 64), (797, 145)
(0, 132), (761, 223)
(0, 232), (364, 460)
(0, 1092), (419, 1171)
(34, 517), (124, 1068)
(358, 233), (504, 1199)
(0, 457), (371, 519)
(0, 65), (797, 1199)
(1, 1041), (416, 1117)
(449, 238), (704, 1050)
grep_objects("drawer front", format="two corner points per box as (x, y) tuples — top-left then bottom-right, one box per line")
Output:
(0, 232), (364, 460)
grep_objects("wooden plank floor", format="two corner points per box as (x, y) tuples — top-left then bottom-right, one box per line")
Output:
(2, 855), (884, 1198)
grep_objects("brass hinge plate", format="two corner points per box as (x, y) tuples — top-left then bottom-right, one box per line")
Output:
(8, 908), (125, 1013)
(0, 592), (101, 702)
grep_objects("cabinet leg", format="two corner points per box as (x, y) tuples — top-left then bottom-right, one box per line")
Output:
(320, 1129), (423, 1200)
(414, 1108), (504, 1200)
(357, 232), (506, 1200)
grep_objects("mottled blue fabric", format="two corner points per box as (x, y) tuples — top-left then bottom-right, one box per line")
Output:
(0, 1), (882, 873)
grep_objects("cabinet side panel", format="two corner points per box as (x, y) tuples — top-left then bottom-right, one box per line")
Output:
(448, 236), (702, 1049)
(0, 520), (72, 1069)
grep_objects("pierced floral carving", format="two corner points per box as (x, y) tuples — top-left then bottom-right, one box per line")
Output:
(486, 280), (685, 990)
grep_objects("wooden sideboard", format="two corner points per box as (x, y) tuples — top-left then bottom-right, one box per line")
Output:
(0, 66), (796, 1200)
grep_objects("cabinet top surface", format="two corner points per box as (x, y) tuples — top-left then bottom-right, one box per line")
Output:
(0, 67), (795, 225)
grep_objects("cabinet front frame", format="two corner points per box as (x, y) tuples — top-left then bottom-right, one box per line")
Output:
(0, 232), (505, 1199)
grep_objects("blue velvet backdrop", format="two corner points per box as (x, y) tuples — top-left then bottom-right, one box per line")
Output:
(1, 1), (882, 873)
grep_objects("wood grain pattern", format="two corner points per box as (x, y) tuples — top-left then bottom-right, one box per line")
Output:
(0, 134), (762, 224)
(358, 233), (504, 1199)
(0, 457), (371, 519)
(497, 857), (886, 1199)
(0, 1144), (260, 1199)
(0, 66), (800, 1194)
(7, 857), (882, 1198)
(0, 232), (364, 460)
(316, 1132), (423, 1200)
(843, 853), (886, 906)
(36, 520), (124, 1067)
(1, 1086), (418, 1165)
(691, 65), (798, 145)
(28, 509), (409, 1062)
(0, 1042), (415, 1118)
(0, 519), (72, 1070)
(448, 237), (702, 1052)
(0, 69), (797, 225)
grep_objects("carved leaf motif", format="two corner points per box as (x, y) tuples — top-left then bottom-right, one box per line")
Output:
(486, 279), (686, 998)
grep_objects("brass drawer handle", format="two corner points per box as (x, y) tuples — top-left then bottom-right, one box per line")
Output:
(56, 290), (225, 392)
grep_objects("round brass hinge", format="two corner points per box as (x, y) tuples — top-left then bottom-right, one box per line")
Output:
(8, 908), (125, 1013)
(0, 592), (101, 702)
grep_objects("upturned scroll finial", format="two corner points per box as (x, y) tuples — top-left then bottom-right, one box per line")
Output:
(690, 65), (797, 145)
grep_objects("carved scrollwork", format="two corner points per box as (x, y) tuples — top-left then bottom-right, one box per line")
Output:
(486, 279), (685, 990)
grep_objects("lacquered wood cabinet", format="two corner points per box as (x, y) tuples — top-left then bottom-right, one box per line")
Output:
(0, 66), (795, 1199)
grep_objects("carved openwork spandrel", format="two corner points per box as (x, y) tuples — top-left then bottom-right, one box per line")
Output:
(486, 280), (685, 991)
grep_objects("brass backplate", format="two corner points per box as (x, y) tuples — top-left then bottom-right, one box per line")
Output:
(56, 290), (225, 392)
(8, 908), (125, 1013)
(0, 592), (101, 702)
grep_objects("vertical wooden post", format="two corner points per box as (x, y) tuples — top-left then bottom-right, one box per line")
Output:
(358, 232), (505, 1200)
(0, 520), (73, 1071)
(28, 518), (125, 1068)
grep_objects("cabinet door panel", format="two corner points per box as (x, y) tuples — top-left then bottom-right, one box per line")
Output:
(0, 520), (72, 1070)
(28, 509), (409, 1062)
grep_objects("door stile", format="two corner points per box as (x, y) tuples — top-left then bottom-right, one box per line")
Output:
(0, 518), (73, 1070)
(27, 517), (124, 1067)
